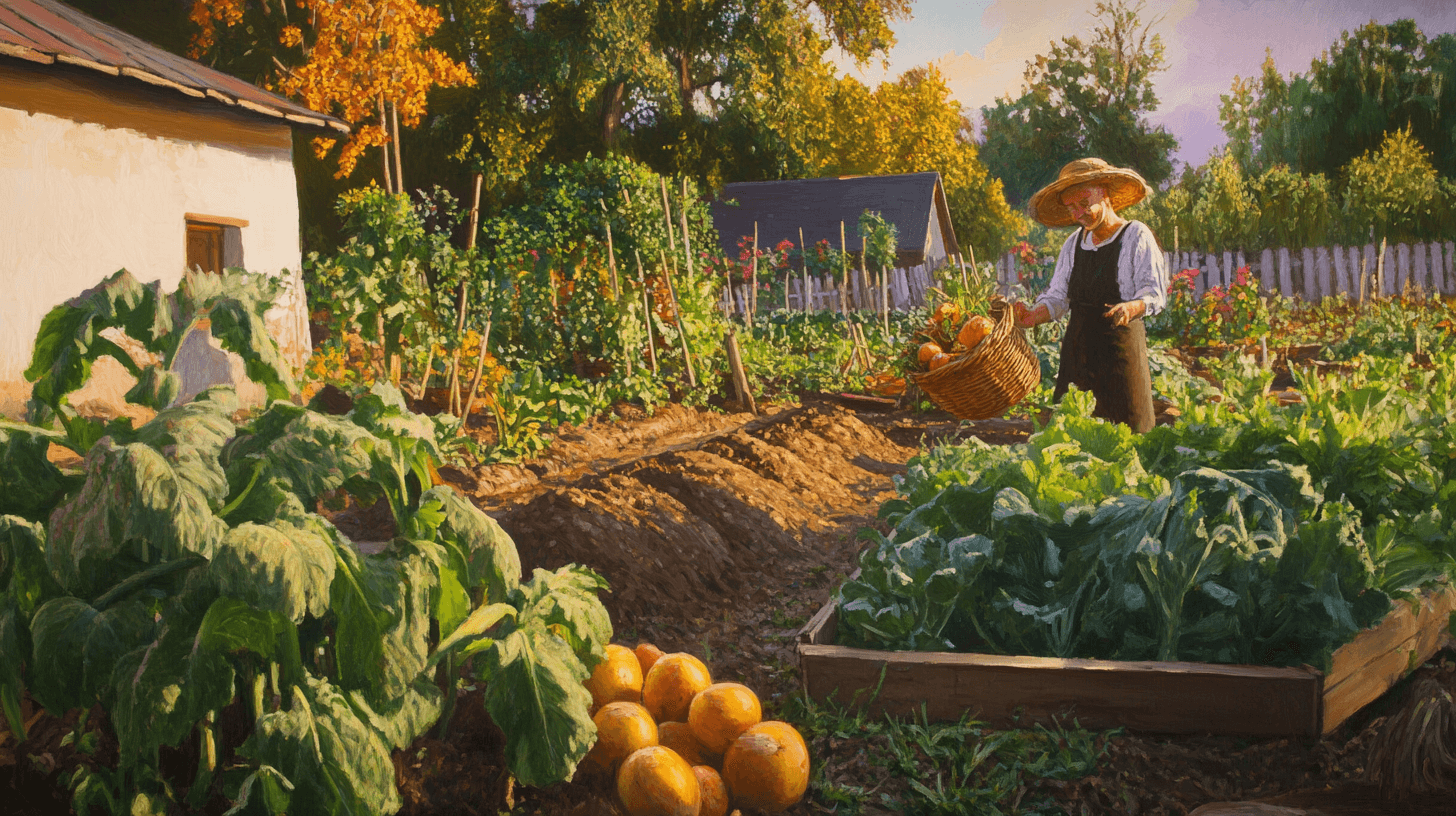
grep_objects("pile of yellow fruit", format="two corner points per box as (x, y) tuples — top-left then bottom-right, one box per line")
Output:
(582, 643), (810, 816)
(915, 302), (996, 372)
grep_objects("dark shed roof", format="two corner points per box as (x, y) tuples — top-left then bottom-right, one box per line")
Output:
(0, 0), (348, 134)
(710, 172), (959, 266)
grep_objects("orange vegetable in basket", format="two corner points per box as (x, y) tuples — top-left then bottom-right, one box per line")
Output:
(928, 353), (953, 371)
(957, 315), (995, 352)
(917, 342), (944, 366)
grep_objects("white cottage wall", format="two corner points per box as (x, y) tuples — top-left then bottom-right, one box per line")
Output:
(0, 63), (309, 418)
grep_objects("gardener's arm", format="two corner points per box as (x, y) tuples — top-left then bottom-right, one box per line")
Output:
(1017, 234), (1077, 328)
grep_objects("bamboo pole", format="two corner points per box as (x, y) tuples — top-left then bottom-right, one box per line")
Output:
(956, 252), (969, 293)
(635, 250), (658, 375)
(659, 249), (697, 387)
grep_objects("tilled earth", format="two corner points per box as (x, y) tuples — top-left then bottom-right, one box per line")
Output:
(7, 395), (1454, 815)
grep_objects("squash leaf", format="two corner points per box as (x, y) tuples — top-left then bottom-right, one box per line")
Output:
(28, 597), (156, 713)
(0, 422), (74, 521)
(209, 519), (337, 623)
(478, 619), (596, 788)
(238, 674), (401, 816)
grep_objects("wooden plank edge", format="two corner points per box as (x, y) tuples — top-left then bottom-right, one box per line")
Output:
(1320, 589), (1456, 734)
(798, 642), (1319, 680)
(0, 41), (54, 64)
(1327, 585), (1456, 685)
(119, 65), (205, 98)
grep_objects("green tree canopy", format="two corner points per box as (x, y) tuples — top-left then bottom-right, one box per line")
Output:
(978, 0), (1178, 208)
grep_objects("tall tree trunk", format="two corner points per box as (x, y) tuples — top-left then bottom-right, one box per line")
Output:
(391, 100), (404, 194)
(677, 52), (694, 115)
(601, 81), (626, 150)
(378, 97), (394, 193)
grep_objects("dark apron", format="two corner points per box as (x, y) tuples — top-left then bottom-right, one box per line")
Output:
(1053, 226), (1155, 433)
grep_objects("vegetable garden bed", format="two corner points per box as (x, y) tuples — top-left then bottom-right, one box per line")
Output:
(796, 584), (1456, 738)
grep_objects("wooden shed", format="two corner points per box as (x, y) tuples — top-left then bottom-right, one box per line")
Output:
(0, 0), (348, 418)
(710, 172), (960, 267)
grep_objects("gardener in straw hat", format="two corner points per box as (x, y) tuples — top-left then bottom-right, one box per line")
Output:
(1013, 158), (1169, 433)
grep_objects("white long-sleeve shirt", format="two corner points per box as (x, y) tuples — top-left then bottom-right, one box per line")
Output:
(1034, 221), (1169, 320)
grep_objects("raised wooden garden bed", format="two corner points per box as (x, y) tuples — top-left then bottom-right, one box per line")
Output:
(795, 586), (1456, 737)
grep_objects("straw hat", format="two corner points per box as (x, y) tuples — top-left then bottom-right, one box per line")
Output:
(1029, 158), (1152, 227)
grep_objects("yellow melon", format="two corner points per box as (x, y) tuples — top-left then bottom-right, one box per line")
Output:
(722, 721), (810, 813)
(657, 721), (715, 768)
(584, 702), (658, 774)
(634, 642), (666, 677)
(688, 683), (762, 755)
(693, 765), (729, 816)
(586, 644), (644, 710)
(957, 314), (995, 351)
(917, 342), (943, 366)
(616, 746), (700, 816)
(928, 352), (953, 371)
(642, 653), (712, 724)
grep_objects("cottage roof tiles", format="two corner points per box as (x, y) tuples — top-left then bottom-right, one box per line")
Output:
(0, 0), (348, 133)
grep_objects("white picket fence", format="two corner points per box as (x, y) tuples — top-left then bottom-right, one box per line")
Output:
(994, 240), (1456, 301)
(717, 261), (947, 315)
(717, 240), (1456, 317)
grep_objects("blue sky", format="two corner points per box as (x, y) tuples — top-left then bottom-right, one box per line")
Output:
(833, 0), (1456, 171)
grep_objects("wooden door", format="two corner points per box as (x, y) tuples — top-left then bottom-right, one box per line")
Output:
(186, 222), (224, 273)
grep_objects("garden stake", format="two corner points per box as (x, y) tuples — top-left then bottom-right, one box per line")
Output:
(600, 200), (632, 376)
(839, 220), (849, 314)
(414, 343), (435, 404)
(1359, 253), (1369, 305)
(459, 316), (494, 428)
(724, 329), (757, 414)
(967, 244), (980, 289)
(750, 221), (759, 322)
(443, 172), (486, 410)
(659, 249), (698, 387)
(446, 281), (470, 414)
(860, 252), (872, 315)
(600, 200), (621, 299)
(635, 249), (658, 375)
(680, 178), (696, 282)
(660, 176), (678, 254)
(799, 227), (810, 314)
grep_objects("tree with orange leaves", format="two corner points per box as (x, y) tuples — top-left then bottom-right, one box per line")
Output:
(190, 0), (473, 187)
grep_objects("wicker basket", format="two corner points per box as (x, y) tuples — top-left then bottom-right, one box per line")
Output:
(912, 299), (1040, 420)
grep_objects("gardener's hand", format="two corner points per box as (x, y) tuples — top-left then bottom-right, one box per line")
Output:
(1014, 301), (1049, 329)
(1103, 300), (1146, 328)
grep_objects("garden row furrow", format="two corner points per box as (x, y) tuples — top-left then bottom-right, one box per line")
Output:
(496, 406), (913, 623)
